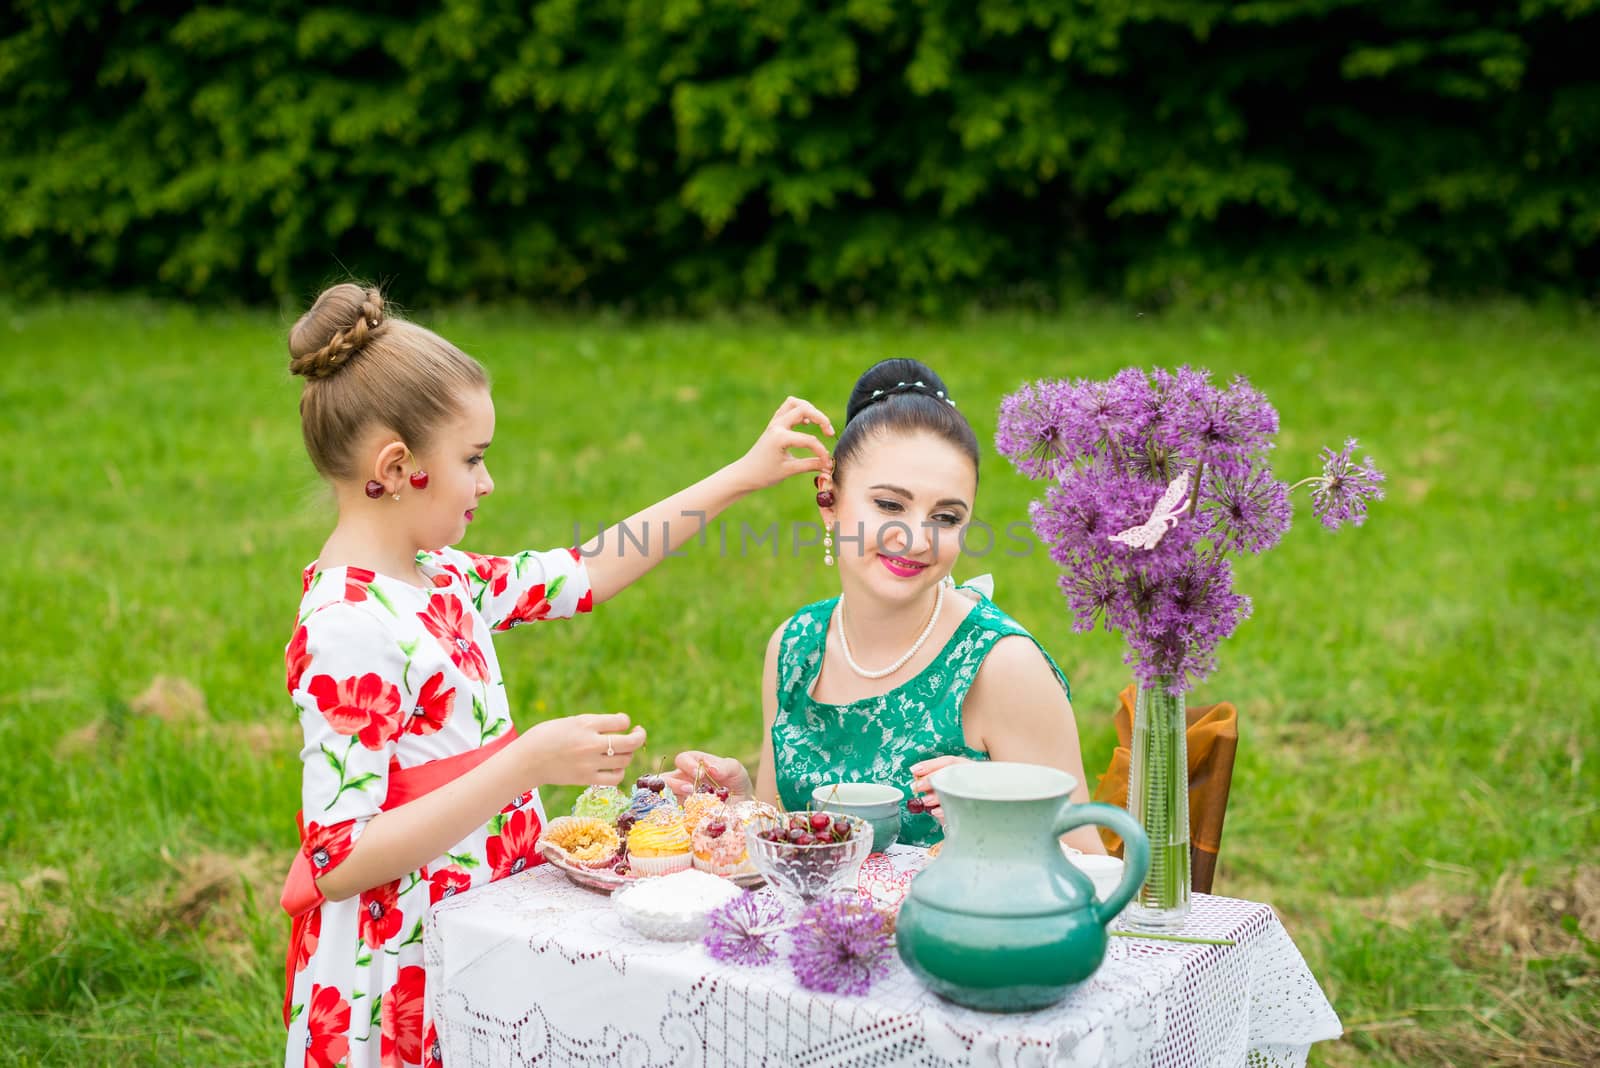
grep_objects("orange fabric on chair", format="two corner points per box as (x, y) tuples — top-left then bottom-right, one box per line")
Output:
(1091, 683), (1238, 895)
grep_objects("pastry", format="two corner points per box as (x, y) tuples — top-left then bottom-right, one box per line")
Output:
(571, 785), (630, 824)
(691, 811), (754, 877)
(681, 791), (723, 831)
(625, 810), (693, 876)
(543, 816), (621, 868)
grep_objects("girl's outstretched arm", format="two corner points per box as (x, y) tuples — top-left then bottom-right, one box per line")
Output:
(316, 713), (644, 901)
(580, 397), (833, 605)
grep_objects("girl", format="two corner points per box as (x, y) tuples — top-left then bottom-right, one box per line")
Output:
(279, 283), (833, 1068)
(669, 358), (1104, 853)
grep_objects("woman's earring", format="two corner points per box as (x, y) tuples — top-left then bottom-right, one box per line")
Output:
(409, 470), (429, 489)
(815, 490), (834, 508)
(365, 480), (385, 500)
(823, 525), (834, 566)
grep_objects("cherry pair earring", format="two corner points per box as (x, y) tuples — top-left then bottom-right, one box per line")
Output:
(364, 471), (428, 500)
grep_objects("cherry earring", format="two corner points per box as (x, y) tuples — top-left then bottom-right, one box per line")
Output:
(815, 491), (835, 508)
(409, 470), (429, 489)
(365, 480), (385, 499)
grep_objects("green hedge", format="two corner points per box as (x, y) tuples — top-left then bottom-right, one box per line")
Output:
(3, 0), (1597, 308)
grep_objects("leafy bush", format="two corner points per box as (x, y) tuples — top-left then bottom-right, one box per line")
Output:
(3, 0), (1597, 307)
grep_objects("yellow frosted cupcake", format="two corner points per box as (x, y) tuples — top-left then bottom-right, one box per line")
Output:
(543, 816), (621, 869)
(625, 810), (693, 876)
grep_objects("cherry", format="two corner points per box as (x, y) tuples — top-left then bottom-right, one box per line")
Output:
(906, 796), (927, 814)
(715, 787), (730, 803)
(616, 812), (637, 835)
(705, 821), (726, 839)
(795, 833), (817, 846)
(786, 827), (808, 843)
(639, 775), (665, 793)
(808, 812), (832, 833)
(695, 780), (715, 794)
(831, 816), (850, 836)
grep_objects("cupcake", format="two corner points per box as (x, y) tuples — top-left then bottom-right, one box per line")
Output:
(571, 785), (630, 824)
(625, 810), (693, 876)
(543, 816), (621, 869)
(628, 785), (677, 820)
(691, 811), (754, 877)
(681, 791), (724, 831)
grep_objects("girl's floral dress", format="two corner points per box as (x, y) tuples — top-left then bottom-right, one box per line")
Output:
(283, 546), (592, 1068)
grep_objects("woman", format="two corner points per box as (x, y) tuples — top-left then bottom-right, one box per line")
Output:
(671, 359), (1104, 852)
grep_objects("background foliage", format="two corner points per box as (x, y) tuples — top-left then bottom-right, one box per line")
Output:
(4, 0), (1599, 309)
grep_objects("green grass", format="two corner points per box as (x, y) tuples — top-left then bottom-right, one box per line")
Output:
(1, 297), (1597, 1065)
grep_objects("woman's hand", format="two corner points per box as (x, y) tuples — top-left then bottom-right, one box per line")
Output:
(730, 396), (835, 492)
(908, 755), (975, 826)
(522, 713), (646, 788)
(664, 750), (754, 801)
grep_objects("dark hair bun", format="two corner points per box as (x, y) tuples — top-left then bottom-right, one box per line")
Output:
(846, 359), (955, 424)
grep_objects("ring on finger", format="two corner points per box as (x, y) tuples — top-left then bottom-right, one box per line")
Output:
(605, 737), (615, 757)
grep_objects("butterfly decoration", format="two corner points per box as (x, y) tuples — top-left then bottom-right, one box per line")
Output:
(1108, 471), (1192, 550)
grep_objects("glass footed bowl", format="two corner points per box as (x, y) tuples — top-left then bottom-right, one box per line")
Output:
(745, 812), (872, 906)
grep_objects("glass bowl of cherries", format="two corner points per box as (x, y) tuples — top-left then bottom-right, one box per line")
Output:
(745, 810), (872, 906)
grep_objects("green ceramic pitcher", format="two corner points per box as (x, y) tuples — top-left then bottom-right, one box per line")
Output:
(896, 761), (1151, 1011)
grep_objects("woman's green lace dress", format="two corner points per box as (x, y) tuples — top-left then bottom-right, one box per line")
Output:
(771, 587), (1071, 847)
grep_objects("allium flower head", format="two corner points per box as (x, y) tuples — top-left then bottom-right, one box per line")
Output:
(1312, 438), (1386, 530)
(1209, 466), (1291, 553)
(787, 896), (894, 996)
(995, 380), (1077, 480)
(702, 892), (787, 967)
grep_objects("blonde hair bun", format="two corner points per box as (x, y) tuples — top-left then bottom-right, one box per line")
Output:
(288, 283), (387, 380)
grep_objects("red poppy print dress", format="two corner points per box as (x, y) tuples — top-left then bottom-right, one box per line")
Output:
(284, 546), (593, 1068)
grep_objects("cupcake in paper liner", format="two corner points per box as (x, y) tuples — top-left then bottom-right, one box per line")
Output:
(625, 810), (693, 876)
(571, 785), (630, 824)
(628, 784), (678, 821)
(681, 791), (724, 831)
(691, 810), (755, 877)
(542, 816), (621, 869)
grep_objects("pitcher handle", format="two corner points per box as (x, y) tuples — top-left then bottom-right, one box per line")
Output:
(1052, 802), (1152, 927)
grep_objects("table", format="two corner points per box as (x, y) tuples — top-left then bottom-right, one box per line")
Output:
(425, 854), (1341, 1067)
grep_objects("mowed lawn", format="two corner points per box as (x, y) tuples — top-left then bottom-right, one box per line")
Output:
(1, 298), (1596, 1066)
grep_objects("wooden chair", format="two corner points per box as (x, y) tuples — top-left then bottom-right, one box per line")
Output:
(1089, 684), (1238, 895)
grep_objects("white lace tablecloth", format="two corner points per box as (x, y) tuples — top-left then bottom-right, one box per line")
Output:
(425, 853), (1340, 1068)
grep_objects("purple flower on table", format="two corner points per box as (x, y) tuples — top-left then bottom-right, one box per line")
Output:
(1311, 438), (1386, 530)
(703, 892), (787, 967)
(787, 896), (894, 996)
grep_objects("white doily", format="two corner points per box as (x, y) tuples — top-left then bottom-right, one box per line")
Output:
(424, 850), (1340, 1067)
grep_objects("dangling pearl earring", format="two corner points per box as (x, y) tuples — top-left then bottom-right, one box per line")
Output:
(823, 525), (834, 566)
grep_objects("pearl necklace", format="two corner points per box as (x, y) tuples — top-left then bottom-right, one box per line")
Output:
(836, 580), (946, 680)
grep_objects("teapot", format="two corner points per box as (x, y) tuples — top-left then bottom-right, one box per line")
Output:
(896, 761), (1150, 1011)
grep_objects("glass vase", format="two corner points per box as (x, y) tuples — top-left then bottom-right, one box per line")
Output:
(1123, 675), (1191, 931)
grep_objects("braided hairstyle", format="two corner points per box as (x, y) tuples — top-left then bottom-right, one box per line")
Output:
(832, 358), (979, 487)
(288, 283), (488, 480)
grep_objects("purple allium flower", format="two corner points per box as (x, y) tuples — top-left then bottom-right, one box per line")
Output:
(787, 895), (894, 996)
(995, 380), (1077, 480)
(703, 892), (787, 967)
(1001, 368), (1378, 691)
(1311, 438), (1386, 530)
(1208, 466), (1292, 553)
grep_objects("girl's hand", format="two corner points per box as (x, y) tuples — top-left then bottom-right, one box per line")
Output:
(732, 397), (836, 491)
(663, 750), (754, 801)
(523, 713), (646, 788)
(908, 755), (974, 826)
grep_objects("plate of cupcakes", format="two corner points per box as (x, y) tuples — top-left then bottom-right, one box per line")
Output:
(536, 774), (774, 893)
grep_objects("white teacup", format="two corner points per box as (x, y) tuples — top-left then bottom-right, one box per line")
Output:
(1064, 850), (1126, 911)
